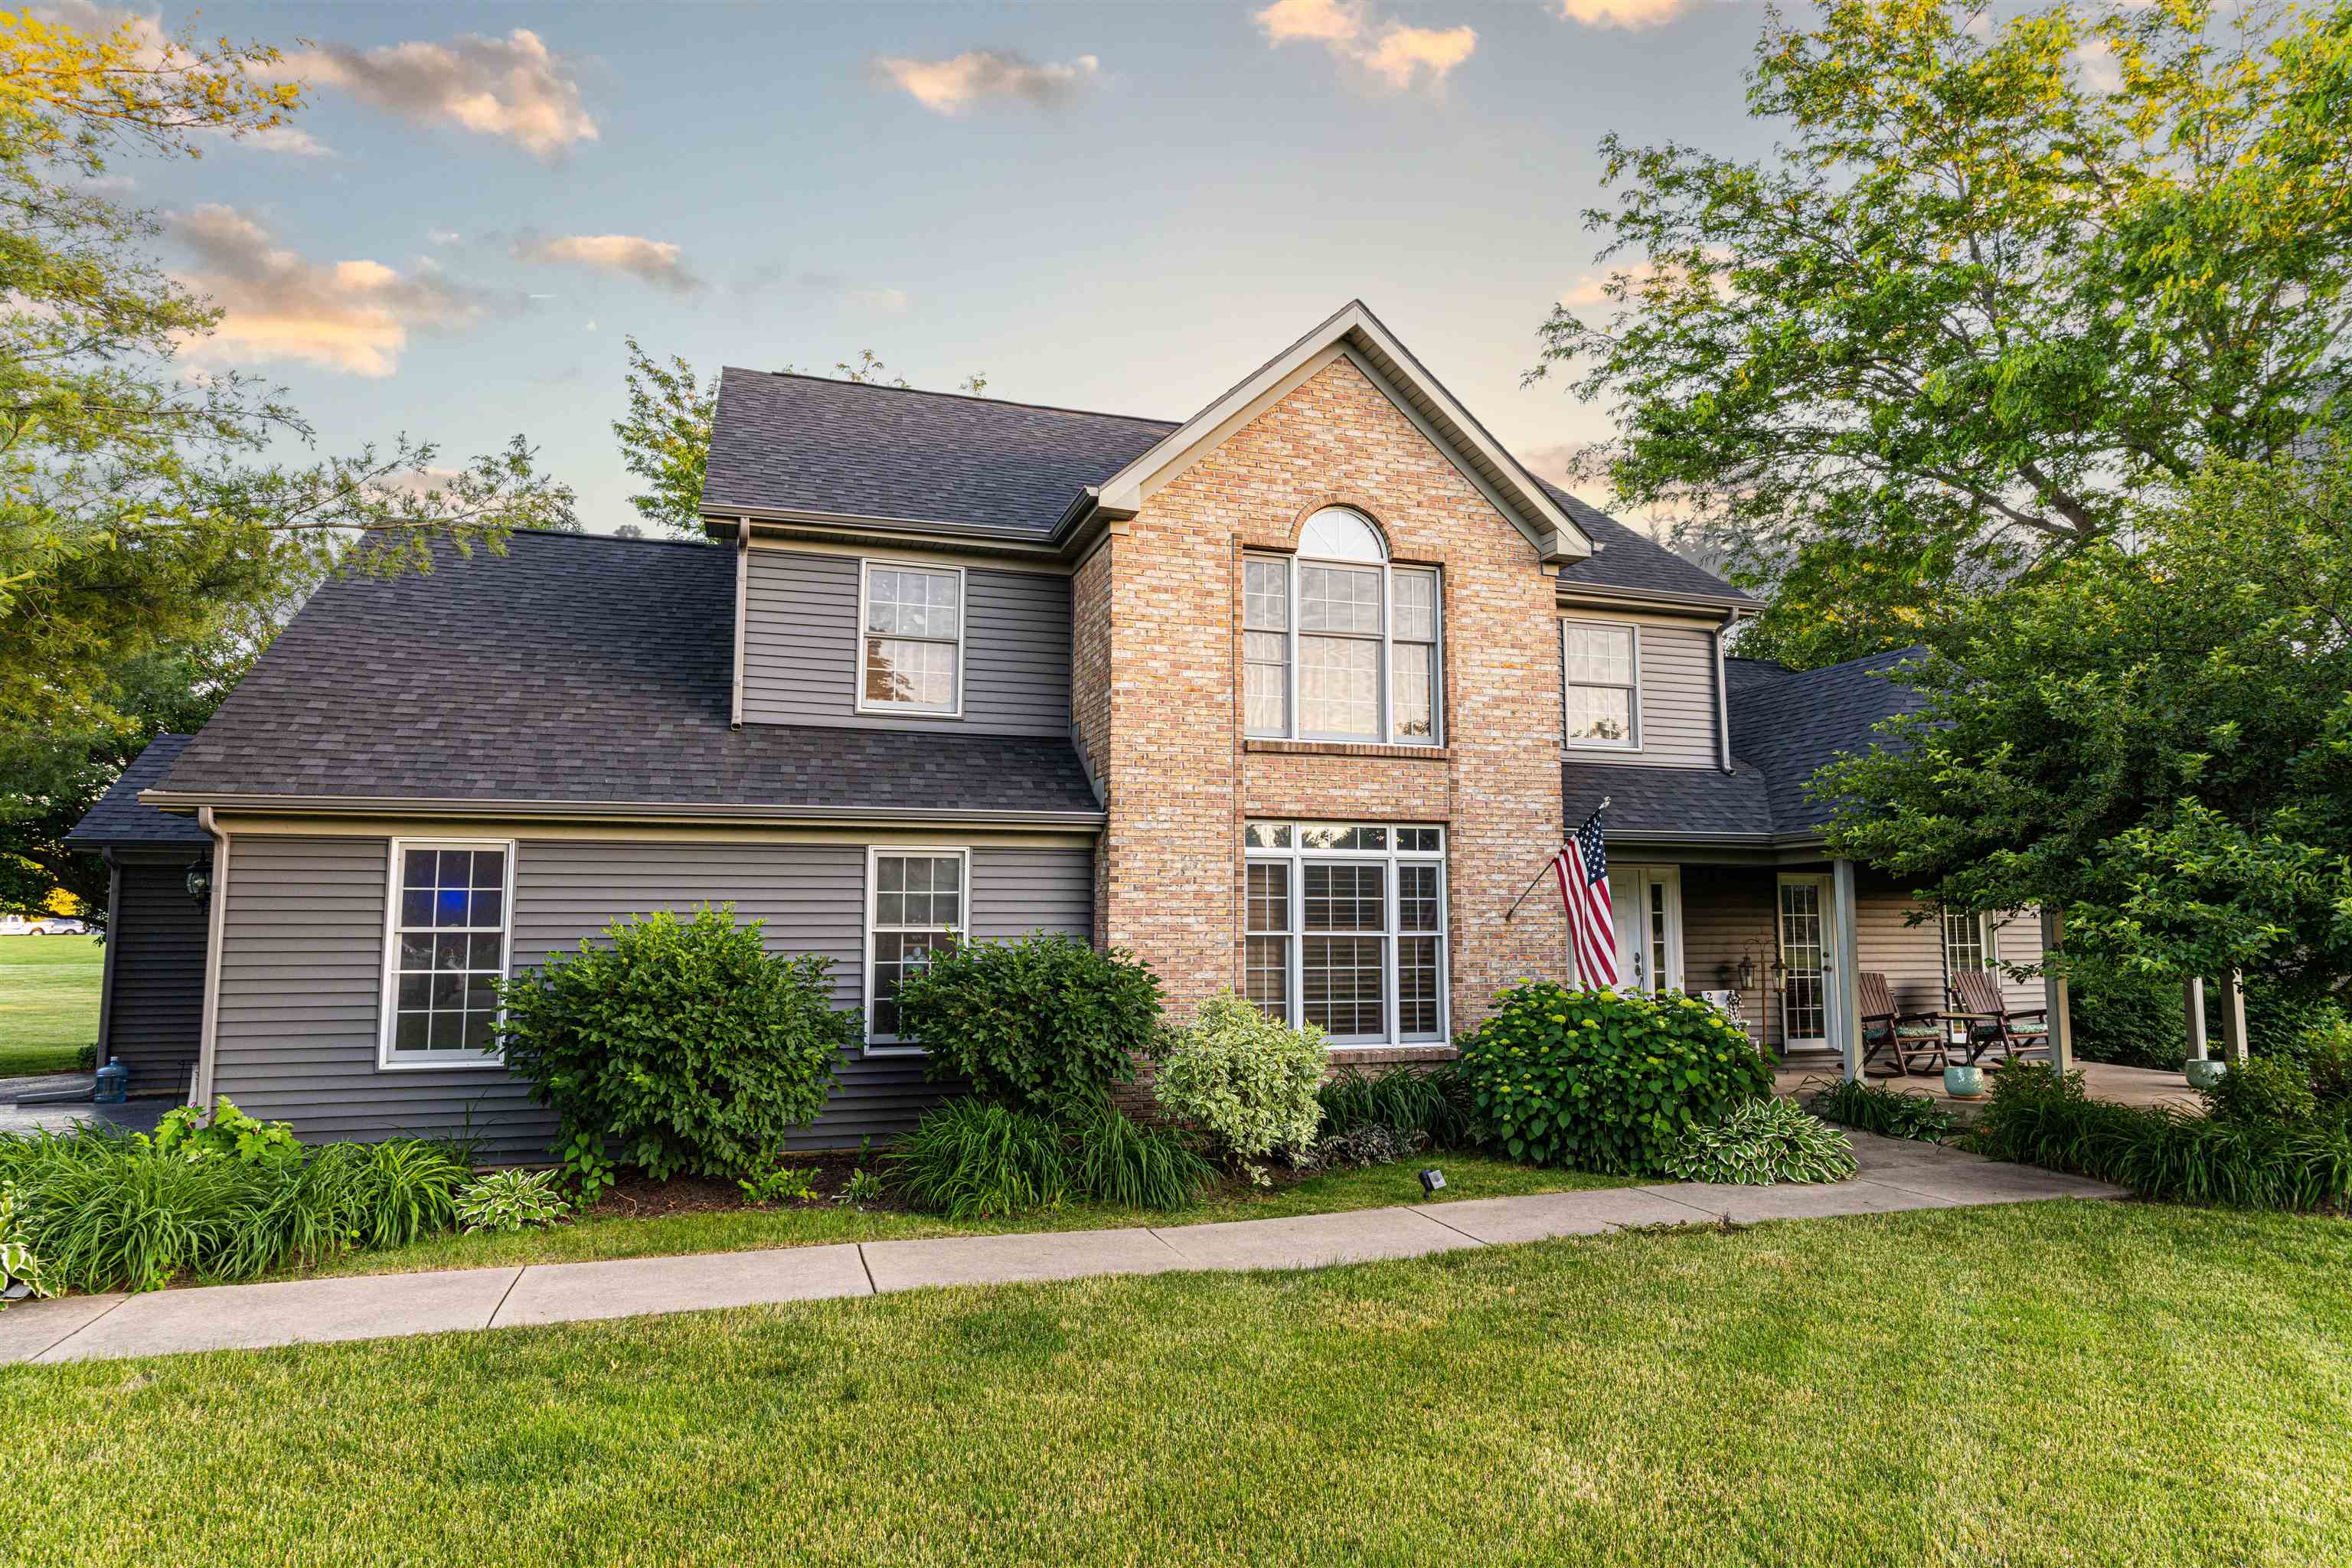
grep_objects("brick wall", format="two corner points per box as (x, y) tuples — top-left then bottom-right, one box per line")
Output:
(1095, 354), (1568, 1040)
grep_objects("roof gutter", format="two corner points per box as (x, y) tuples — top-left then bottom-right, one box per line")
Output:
(1557, 580), (1757, 615)
(700, 505), (1066, 557)
(139, 790), (1107, 831)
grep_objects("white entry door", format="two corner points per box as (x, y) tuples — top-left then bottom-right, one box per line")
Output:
(1608, 866), (1683, 995)
(1777, 874), (1833, 1048)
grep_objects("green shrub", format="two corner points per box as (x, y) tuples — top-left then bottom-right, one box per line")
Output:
(1, 1184), (47, 1302)
(1305, 1123), (1426, 1171)
(454, 1168), (570, 1235)
(496, 906), (852, 1184)
(839, 1167), (887, 1206)
(151, 1097), (302, 1165)
(1456, 982), (1773, 1175)
(1972, 1063), (2352, 1211)
(1064, 1102), (1216, 1210)
(2201, 1056), (2319, 1125)
(2307, 1022), (2352, 1108)
(1806, 1076), (1958, 1142)
(737, 1161), (820, 1207)
(1317, 1060), (1481, 1149)
(893, 1099), (1071, 1219)
(2067, 959), (2187, 1070)
(1153, 992), (1325, 1182)
(1662, 1097), (1857, 1185)
(72, 1044), (96, 1073)
(894, 932), (1163, 1113)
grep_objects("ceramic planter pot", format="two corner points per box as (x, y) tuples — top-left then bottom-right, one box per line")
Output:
(2184, 1059), (2229, 1091)
(1943, 1064), (1985, 1099)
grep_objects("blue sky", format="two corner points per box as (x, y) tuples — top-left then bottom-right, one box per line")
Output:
(79, 0), (1777, 531)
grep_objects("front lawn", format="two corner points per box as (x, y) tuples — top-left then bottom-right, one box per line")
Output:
(297, 1154), (1634, 1279)
(0, 937), (102, 1078)
(6, 1202), (2348, 1565)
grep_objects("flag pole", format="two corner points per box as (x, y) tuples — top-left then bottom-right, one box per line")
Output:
(1504, 796), (1608, 922)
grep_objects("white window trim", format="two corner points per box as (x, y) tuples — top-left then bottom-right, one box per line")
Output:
(1561, 616), (1643, 753)
(1243, 546), (1443, 748)
(377, 836), (516, 1072)
(853, 557), (967, 719)
(1243, 822), (1449, 1048)
(1942, 909), (1998, 973)
(863, 844), (969, 1053)
(1605, 864), (1684, 995)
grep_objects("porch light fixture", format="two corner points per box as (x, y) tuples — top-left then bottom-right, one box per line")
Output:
(184, 856), (212, 909)
(1736, 955), (1758, 992)
(1418, 1168), (1446, 1195)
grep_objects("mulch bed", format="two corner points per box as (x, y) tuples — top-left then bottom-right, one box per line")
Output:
(587, 1150), (878, 1219)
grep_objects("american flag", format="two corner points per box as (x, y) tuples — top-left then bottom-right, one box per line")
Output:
(1556, 807), (1617, 988)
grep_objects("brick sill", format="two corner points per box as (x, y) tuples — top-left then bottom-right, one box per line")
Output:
(1325, 1044), (1460, 1068)
(1245, 739), (1452, 762)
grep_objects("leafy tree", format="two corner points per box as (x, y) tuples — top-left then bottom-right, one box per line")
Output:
(1821, 443), (2352, 1008)
(615, 341), (991, 541)
(1531, 0), (2352, 666)
(0, 11), (575, 734)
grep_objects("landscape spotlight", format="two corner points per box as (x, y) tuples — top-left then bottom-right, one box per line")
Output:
(1418, 1168), (1446, 1195)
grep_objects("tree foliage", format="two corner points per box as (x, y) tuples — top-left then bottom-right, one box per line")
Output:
(1822, 444), (2352, 1003)
(1533, 0), (2352, 665)
(0, 10), (574, 735)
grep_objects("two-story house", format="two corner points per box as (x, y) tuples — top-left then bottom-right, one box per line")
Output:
(84, 302), (2056, 1155)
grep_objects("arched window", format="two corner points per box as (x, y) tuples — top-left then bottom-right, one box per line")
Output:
(1241, 509), (1441, 743)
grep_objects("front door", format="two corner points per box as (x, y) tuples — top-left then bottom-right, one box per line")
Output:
(1608, 866), (1683, 995)
(1777, 874), (1831, 1047)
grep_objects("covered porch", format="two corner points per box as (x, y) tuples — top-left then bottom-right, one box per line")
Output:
(1770, 1057), (2200, 1113)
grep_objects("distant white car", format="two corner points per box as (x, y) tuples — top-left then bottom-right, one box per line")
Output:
(2, 916), (88, 936)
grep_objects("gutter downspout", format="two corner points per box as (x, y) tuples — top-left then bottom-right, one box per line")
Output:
(191, 806), (229, 1109)
(1712, 607), (1740, 773)
(730, 517), (750, 730)
(93, 850), (122, 1071)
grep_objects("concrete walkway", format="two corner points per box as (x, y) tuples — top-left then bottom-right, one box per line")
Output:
(0, 1133), (2124, 1367)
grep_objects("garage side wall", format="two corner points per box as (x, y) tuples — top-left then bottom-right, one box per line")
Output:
(209, 834), (1094, 1160)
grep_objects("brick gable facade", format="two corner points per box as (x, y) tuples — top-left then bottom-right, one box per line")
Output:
(1083, 354), (1568, 1049)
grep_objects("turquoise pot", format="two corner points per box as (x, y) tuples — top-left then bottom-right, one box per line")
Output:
(2184, 1059), (2229, 1090)
(1943, 1064), (1985, 1099)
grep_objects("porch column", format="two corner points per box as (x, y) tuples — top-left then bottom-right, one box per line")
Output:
(2040, 906), (2074, 1075)
(2220, 970), (2250, 1063)
(1831, 858), (1864, 1083)
(2184, 977), (2209, 1063)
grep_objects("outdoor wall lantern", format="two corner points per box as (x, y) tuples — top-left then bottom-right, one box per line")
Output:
(184, 856), (213, 909)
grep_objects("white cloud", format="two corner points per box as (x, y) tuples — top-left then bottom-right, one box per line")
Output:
(1554, 0), (1690, 29)
(427, 228), (462, 246)
(39, 3), (332, 152)
(2073, 38), (2122, 92)
(873, 50), (1102, 115)
(513, 232), (702, 295)
(168, 204), (495, 377)
(279, 28), (597, 158)
(1253, 0), (1477, 92)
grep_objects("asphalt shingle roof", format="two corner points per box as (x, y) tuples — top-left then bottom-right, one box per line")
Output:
(158, 533), (1102, 818)
(64, 733), (211, 848)
(703, 371), (1179, 536)
(701, 368), (1749, 603)
(1563, 759), (1777, 839)
(1540, 481), (1754, 605)
(1725, 647), (1931, 835)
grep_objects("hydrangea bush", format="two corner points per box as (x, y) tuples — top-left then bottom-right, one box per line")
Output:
(1457, 980), (1773, 1175)
(1153, 991), (1326, 1183)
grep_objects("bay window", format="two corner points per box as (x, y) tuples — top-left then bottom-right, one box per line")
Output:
(1244, 508), (1440, 746)
(1243, 821), (1447, 1045)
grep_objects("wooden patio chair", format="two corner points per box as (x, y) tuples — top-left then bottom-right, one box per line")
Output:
(1945, 968), (2050, 1064)
(1859, 971), (1948, 1076)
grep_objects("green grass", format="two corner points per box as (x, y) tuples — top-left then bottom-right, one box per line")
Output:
(298, 1155), (1634, 1279)
(6, 1203), (2350, 1565)
(0, 937), (102, 1077)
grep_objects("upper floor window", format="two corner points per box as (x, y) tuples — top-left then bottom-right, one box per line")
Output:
(1244, 509), (1440, 745)
(1563, 620), (1639, 749)
(860, 561), (962, 716)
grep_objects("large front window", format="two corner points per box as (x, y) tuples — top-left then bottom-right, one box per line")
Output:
(1244, 508), (1440, 745)
(381, 839), (511, 1068)
(1243, 821), (1446, 1044)
(867, 849), (965, 1044)
(860, 561), (962, 715)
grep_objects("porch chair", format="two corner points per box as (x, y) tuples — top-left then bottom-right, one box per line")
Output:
(1945, 968), (2050, 1064)
(1858, 971), (1948, 1076)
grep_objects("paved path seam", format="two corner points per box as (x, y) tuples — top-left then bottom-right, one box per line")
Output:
(0, 1135), (2123, 1367)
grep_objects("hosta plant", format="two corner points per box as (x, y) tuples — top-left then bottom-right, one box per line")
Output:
(453, 1168), (571, 1235)
(1662, 1097), (1858, 1186)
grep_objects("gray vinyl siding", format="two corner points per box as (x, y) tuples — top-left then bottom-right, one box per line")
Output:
(209, 834), (1097, 1161)
(211, 835), (549, 1158)
(740, 550), (1071, 736)
(1562, 616), (1721, 768)
(1677, 864), (1781, 1050)
(99, 859), (207, 1093)
(1851, 871), (2051, 1020)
